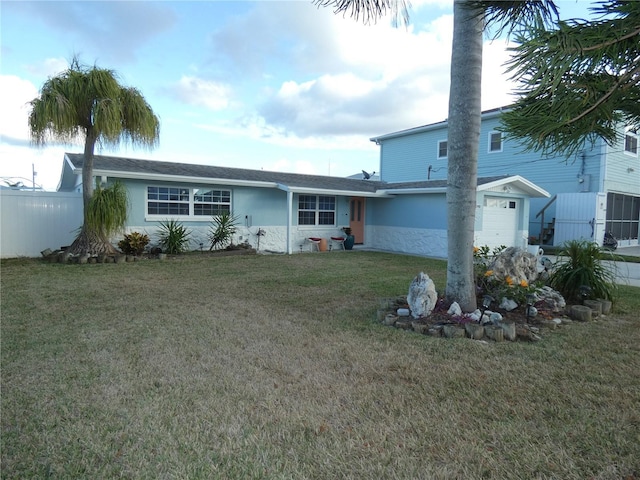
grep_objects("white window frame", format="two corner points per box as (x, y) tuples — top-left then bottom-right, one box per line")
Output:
(437, 140), (448, 159)
(297, 194), (336, 227)
(488, 131), (503, 153)
(624, 130), (638, 156)
(145, 186), (232, 221)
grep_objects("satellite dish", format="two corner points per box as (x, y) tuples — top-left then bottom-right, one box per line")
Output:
(362, 170), (371, 180)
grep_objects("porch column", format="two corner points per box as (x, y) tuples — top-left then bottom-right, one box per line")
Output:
(286, 189), (293, 254)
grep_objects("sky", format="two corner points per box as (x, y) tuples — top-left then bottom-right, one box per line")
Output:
(0, 0), (589, 191)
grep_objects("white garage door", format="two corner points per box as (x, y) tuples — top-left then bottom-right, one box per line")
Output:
(481, 197), (518, 249)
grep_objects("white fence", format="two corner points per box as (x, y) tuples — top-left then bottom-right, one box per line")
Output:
(0, 190), (83, 258)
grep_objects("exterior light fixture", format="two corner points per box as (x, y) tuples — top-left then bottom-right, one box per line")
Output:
(481, 295), (493, 322)
(525, 294), (536, 323)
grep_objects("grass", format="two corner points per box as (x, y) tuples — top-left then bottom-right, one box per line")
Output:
(2, 252), (639, 479)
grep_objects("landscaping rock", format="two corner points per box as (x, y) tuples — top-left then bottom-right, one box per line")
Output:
(488, 247), (539, 285)
(597, 298), (612, 314)
(442, 325), (465, 338)
(498, 321), (516, 341)
(537, 286), (566, 312)
(465, 323), (484, 340)
(447, 302), (462, 316)
(407, 272), (438, 318)
(499, 297), (518, 311)
(570, 305), (592, 322)
(484, 325), (504, 342)
(584, 300), (602, 317)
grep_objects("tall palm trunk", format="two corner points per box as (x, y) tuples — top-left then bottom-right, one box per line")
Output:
(69, 128), (118, 255)
(445, 0), (484, 312)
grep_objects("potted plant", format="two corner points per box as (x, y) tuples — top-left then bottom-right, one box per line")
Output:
(342, 227), (355, 250)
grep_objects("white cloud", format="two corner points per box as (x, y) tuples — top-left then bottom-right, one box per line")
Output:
(171, 76), (233, 111)
(0, 75), (38, 143)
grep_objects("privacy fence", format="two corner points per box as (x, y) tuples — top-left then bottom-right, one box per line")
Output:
(1, 190), (83, 258)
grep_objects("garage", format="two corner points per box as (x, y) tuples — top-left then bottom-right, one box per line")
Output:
(480, 196), (519, 249)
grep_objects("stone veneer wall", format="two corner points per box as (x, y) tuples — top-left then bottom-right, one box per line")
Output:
(120, 225), (350, 254)
(365, 225), (448, 258)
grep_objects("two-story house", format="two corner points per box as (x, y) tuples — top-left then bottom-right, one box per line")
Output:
(370, 107), (640, 249)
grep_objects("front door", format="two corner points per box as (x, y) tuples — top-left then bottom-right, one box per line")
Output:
(349, 197), (365, 244)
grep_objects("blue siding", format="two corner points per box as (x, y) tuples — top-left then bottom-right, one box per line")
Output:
(375, 111), (628, 239)
(368, 194), (448, 229)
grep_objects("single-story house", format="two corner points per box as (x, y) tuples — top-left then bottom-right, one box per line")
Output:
(57, 153), (549, 257)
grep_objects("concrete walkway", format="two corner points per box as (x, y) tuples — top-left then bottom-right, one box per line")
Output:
(545, 245), (640, 288)
(608, 246), (640, 287)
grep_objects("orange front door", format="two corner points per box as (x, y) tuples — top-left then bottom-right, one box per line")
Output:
(349, 197), (365, 244)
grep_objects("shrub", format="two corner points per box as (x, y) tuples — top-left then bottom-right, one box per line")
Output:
(549, 239), (619, 302)
(157, 220), (191, 254)
(208, 211), (240, 250)
(118, 232), (150, 255)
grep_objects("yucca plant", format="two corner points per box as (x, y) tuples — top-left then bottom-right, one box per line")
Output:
(157, 220), (191, 254)
(208, 211), (240, 251)
(549, 239), (619, 303)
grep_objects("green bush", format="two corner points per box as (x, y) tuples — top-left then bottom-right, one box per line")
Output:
(208, 211), (240, 250)
(157, 220), (191, 254)
(549, 239), (619, 302)
(118, 232), (150, 255)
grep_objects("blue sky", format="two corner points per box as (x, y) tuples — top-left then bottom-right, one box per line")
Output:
(1, 0), (588, 191)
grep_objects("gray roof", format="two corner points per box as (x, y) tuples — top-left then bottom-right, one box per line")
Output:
(63, 153), (511, 194)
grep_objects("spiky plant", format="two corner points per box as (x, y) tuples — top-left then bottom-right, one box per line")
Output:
(549, 239), (619, 302)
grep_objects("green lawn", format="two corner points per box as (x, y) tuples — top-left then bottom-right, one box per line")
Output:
(2, 252), (639, 479)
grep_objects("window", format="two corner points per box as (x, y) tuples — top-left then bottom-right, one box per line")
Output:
(437, 140), (448, 159)
(606, 193), (639, 241)
(298, 195), (336, 226)
(147, 187), (190, 216)
(625, 131), (638, 155)
(489, 132), (502, 152)
(147, 186), (231, 218)
(194, 188), (231, 216)
(485, 198), (516, 209)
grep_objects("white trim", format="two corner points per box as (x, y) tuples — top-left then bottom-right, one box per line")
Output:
(144, 185), (232, 221)
(478, 175), (550, 198)
(488, 131), (503, 153)
(624, 131), (638, 156)
(437, 139), (448, 159)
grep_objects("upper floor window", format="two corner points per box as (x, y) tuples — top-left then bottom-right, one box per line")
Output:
(147, 186), (231, 219)
(298, 195), (335, 226)
(489, 132), (502, 153)
(437, 140), (448, 159)
(625, 131), (638, 156)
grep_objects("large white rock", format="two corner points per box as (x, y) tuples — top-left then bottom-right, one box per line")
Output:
(407, 272), (438, 319)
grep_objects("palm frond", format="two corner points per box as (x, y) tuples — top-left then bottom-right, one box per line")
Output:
(313, 0), (410, 27)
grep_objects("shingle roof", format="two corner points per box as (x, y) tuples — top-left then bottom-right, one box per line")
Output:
(65, 153), (382, 193)
(64, 153), (511, 194)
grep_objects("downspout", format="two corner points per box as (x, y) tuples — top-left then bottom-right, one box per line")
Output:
(599, 138), (607, 193)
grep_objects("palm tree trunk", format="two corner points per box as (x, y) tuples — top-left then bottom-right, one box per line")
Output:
(67, 127), (119, 256)
(67, 226), (119, 256)
(82, 129), (97, 212)
(445, 0), (484, 312)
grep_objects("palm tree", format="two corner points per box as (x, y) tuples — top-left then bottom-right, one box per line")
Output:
(315, 0), (558, 312)
(28, 57), (160, 255)
(501, 0), (640, 157)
